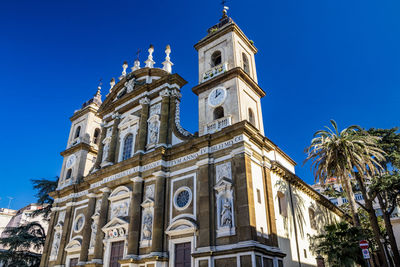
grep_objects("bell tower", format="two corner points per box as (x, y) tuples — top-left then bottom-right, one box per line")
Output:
(193, 10), (265, 136)
(57, 86), (103, 189)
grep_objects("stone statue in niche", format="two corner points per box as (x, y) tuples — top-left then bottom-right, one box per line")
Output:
(50, 231), (61, 259)
(89, 221), (97, 249)
(147, 117), (159, 145)
(221, 198), (232, 227)
(142, 213), (153, 240)
(102, 142), (110, 162)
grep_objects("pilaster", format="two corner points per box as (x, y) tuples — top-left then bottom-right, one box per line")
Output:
(55, 205), (73, 265)
(39, 209), (57, 267)
(106, 115), (121, 163)
(92, 188), (111, 262)
(232, 152), (255, 241)
(263, 165), (278, 246)
(151, 173), (166, 254)
(158, 90), (170, 146)
(93, 125), (107, 170)
(78, 194), (97, 264)
(135, 97), (150, 153)
(197, 157), (215, 247)
(126, 177), (144, 256)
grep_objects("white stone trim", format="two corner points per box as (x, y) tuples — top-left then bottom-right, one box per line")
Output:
(173, 186), (192, 211)
(64, 235), (82, 253)
(170, 173), (196, 223)
(65, 253), (80, 267)
(109, 186), (131, 202)
(69, 205), (87, 241)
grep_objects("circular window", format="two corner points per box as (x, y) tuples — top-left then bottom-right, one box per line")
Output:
(73, 214), (85, 233)
(174, 187), (192, 211)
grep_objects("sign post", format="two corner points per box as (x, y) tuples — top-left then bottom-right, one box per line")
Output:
(359, 240), (371, 267)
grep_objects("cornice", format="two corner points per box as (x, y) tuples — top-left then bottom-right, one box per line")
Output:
(60, 142), (98, 157)
(192, 67), (266, 98)
(70, 105), (99, 122)
(194, 22), (258, 54)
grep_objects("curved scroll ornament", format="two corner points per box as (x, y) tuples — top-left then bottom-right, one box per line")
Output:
(174, 98), (192, 137)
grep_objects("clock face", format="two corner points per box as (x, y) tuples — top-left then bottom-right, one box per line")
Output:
(208, 87), (227, 107)
(66, 154), (76, 169)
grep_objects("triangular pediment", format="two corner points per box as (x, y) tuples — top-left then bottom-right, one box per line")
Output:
(102, 217), (129, 232)
(141, 198), (154, 208)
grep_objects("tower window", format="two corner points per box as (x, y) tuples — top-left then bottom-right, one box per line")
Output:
(211, 51), (222, 67)
(66, 169), (72, 179)
(122, 134), (134, 161)
(93, 128), (100, 145)
(213, 106), (224, 120)
(248, 108), (255, 125)
(74, 126), (81, 139)
(242, 53), (250, 74)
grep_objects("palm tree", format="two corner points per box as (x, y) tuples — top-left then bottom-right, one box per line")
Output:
(305, 120), (384, 225)
(305, 120), (386, 264)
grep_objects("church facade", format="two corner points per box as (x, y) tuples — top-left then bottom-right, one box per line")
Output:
(41, 13), (346, 267)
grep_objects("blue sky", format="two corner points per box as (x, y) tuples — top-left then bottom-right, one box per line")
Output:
(0, 0), (399, 210)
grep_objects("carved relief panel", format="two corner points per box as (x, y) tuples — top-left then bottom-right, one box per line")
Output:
(49, 211), (66, 261)
(140, 184), (155, 248)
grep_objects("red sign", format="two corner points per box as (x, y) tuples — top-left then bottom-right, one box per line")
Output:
(359, 240), (369, 249)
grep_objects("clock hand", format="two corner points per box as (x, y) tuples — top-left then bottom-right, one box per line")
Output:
(215, 90), (221, 98)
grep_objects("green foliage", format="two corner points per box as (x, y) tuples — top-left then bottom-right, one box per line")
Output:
(30, 177), (58, 219)
(367, 127), (400, 169)
(0, 177), (58, 266)
(0, 222), (46, 267)
(309, 221), (367, 267)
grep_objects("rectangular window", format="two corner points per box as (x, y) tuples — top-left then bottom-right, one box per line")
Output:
(257, 189), (262, 203)
(278, 192), (287, 217)
(69, 258), (79, 267)
(304, 249), (307, 258)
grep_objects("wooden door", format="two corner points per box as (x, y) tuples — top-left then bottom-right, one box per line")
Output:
(109, 241), (124, 267)
(175, 242), (191, 267)
(69, 257), (78, 267)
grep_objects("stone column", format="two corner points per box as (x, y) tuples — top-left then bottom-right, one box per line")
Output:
(135, 97), (150, 153)
(106, 115), (121, 163)
(93, 188), (111, 263)
(151, 172), (166, 254)
(78, 194), (96, 264)
(39, 209), (57, 267)
(197, 158), (214, 247)
(126, 177), (144, 256)
(55, 205), (74, 265)
(158, 89), (170, 146)
(93, 125), (107, 170)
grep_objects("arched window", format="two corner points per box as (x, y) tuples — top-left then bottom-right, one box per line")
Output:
(309, 208), (316, 230)
(211, 51), (222, 67)
(242, 53), (250, 74)
(93, 128), (100, 145)
(74, 126), (81, 139)
(66, 169), (72, 179)
(248, 108), (255, 125)
(122, 134), (134, 161)
(213, 106), (224, 120)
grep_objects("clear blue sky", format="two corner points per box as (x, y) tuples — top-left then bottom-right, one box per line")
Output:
(1, 0), (399, 210)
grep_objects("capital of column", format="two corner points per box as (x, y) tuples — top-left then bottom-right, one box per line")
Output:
(170, 89), (182, 99)
(130, 176), (144, 183)
(139, 97), (150, 105)
(87, 193), (97, 198)
(159, 89), (170, 98)
(100, 187), (111, 193)
(152, 171), (168, 178)
(112, 112), (121, 119)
